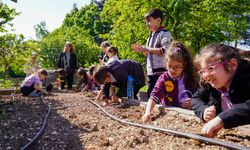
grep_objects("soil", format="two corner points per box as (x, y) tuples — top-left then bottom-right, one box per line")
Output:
(0, 91), (249, 150)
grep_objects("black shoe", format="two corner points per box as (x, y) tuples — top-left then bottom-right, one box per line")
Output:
(114, 102), (130, 109)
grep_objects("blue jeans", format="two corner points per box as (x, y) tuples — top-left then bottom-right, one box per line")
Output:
(29, 90), (42, 97)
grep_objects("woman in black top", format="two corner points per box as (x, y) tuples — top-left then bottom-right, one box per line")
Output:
(57, 41), (77, 90)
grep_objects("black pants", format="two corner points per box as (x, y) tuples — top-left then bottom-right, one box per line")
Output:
(147, 74), (161, 98)
(20, 84), (35, 96)
(102, 83), (111, 100)
(116, 79), (143, 99)
(46, 83), (53, 92)
(61, 75), (73, 90)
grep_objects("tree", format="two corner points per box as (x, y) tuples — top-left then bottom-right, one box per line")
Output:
(92, 0), (105, 12)
(0, 34), (36, 79)
(63, 3), (111, 44)
(34, 21), (49, 40)
(38, 26), (100, 69)
(0, 1), (18, 32)
(38, 0), (249, 71)
(38, 2), (111, 69)
(101, 0), (250, 58)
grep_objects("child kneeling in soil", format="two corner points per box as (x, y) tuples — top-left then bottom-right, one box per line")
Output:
(94, 59), (145, 106)
(76, 66), (100, 92)
(142, 41), (198, 122)
(192, 43), (250, 138)
(20, 69), (48, 97)
(54, 68), (66, 90)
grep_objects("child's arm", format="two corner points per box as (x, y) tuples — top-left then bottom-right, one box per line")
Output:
(142, 99), (156, 122)
(132, 44), (148, 55)
(191, 87), (213, 121)
(202, 100), (250, 138)
(109, 85), (114, 97)
(142, 74), (167, 123)
(95, 89), (103, 101)
(81, 84), (89, 92)
(218, 100), (250, 129)
(201, 116), (224, 138)
(34, 83), (48, 94)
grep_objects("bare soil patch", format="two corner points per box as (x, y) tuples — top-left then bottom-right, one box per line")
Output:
(0, 91), (249, 150)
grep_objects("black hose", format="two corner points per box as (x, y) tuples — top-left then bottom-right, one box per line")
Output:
(20, 96), (51, 150)
(83, 96), (250, 150)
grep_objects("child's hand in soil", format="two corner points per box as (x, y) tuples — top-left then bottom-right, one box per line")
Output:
(142, 112), (152, 123)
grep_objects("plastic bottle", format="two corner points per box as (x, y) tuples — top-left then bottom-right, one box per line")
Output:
(179, 90), (192, 103)
(127, 75), (134, 101)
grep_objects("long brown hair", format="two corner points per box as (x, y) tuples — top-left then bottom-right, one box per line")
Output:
(63, 41), (75, 53)
(166, 41), (198, 92)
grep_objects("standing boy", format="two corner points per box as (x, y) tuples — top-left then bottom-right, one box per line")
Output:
(132, 8), (173, 97)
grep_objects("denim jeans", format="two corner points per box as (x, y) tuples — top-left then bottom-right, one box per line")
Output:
(29, 90), (42, 97)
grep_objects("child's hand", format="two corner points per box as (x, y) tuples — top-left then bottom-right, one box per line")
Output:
(43, 90), (49, 95)
(132, 43), (143, 52)
(203, 106), (216, 122)
(201, 116), (224, 138)
(181, 98), (191, 109)
(102, 99), (109, 106)
(142, 112), (152, 123)
(54, 81), (60, 86)
(99, 59), (104, 65)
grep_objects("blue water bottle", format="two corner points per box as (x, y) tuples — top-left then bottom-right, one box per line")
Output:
(127, 75), (134, 101)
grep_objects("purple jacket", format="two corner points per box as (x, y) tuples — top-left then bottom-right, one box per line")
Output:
(150, 72), (179, 106)
(150, 72), (193, 107)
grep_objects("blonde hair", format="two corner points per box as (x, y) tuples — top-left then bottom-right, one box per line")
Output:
(63, 41), (75, 53)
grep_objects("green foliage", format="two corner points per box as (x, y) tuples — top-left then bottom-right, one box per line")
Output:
(37, 0), (249, 70)
(63, 3), (111, 44)
(0, 1), (19, 32)
(38, 2), (112, 69)
(0, 1), (31, 78)
(4, 0), (247, 77)
(0, 34), (37, 78)
(101, 0), (250, 56)
(39, 26), (100, 69)
(34, 21), (49, 40)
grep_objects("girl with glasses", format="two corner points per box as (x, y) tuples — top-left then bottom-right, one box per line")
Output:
(142, 41), (198, 122)
(192, 43), (250, 138)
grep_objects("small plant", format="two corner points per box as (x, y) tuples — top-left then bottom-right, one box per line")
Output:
(0, 110), (7, 118)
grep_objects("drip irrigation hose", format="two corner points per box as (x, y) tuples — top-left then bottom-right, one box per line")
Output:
(83, 96), (250, 150)
(20, 96), (51, 150)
